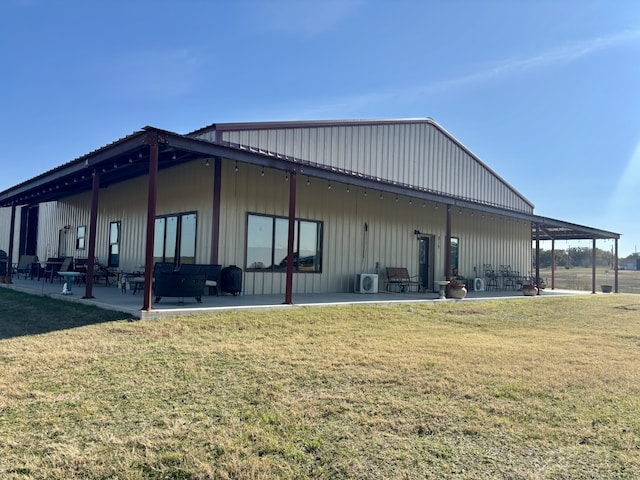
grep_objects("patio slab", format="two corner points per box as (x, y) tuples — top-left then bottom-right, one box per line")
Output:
(1, 277), (588, 320)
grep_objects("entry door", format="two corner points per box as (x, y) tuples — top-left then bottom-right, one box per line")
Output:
(19, 205), (39, 256)
(58, 229), (66, 257)
(419, 237), (431, 291)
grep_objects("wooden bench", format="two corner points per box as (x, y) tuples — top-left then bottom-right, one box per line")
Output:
(385, 267), (420, 293)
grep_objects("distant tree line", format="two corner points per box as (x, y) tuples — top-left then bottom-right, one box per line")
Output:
(535, 247), (638, 269)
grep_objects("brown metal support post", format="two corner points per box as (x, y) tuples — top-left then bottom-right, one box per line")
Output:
(591, 238), (597, 294)
(614, 239), (619, 293)
(445, 205), (452, 281)
(7, 203), (16, 276)
(551, 238), (555, 290)
(284, 167), (297, 305)
(83, 170), (100, 299)
(210, 157), (222, 264)
(535, 224), (540, 294)
(143, 134), (160, 311)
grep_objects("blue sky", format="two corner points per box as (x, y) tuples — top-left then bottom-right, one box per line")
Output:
(1, 0), (639, 256)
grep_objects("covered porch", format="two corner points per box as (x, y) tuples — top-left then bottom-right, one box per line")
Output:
(1, 126), (620, 312)
(2, 275), (589, 321)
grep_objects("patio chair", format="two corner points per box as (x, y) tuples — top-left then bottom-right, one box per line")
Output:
(42, 257), (64, 283)
(54, 257), (74, 282)
(93, 260), (119, 286)
(483, 263), (499, 291)
(15, 255), (38, 279)
(500, 265), (517, 290)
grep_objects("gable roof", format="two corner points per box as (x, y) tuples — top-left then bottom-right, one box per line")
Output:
(190, 118), (535, 213)
(0, 121), (619, 242)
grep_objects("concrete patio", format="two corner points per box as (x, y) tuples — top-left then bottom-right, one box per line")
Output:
(0, 274), (591, 320)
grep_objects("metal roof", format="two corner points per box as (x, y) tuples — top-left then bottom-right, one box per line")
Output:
(190, 118), (535, 212)
(0, 124), (620, 243)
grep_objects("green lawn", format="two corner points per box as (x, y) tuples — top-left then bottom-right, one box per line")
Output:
(1, 288), (639, 479)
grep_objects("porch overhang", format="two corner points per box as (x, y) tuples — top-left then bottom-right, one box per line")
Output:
(0, 126), (620, 246)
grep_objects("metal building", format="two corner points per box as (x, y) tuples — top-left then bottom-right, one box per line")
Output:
(0, 118), (621, 310)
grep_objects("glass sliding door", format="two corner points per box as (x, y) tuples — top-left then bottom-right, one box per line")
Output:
(179, 213), (196, 265)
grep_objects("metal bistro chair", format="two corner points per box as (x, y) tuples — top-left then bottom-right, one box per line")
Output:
(483, 263), (499, 291)
(500, 265), (517, 291)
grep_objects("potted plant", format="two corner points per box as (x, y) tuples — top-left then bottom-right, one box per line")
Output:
(522, 283), (538, 296)
(600, 285), (612, 293)
(446, 279), (467, 299)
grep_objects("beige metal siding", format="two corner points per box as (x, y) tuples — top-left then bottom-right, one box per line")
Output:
(217, 162), (530, 295)
(33, 162), (216, 272)
(206, 122), (532, 213)
(25, 158), (530, 296)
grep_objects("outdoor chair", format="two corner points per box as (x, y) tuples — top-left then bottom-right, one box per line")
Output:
(56, 257), (74, 282)
(42, 257), (64, 282)
(93, 260), (119, 286)
(500, 265), (517, 290)
(15, 255), (38, 279)
(73, 258), (89, 283)
(483, 263), (499, 291)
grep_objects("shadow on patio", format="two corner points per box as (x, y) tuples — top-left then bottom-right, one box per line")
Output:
(1, 276), (587, 322)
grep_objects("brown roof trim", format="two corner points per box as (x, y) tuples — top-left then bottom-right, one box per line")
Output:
(187, 117), (436, 136)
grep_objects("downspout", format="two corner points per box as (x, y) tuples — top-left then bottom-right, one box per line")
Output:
(83, 170), (100, 299)
(142, 133), (160, 311)
(210, 156), (221, 264)
(284, 166), (297, 305)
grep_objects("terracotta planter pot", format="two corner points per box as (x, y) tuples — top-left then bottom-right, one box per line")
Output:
(447, 286), (467, 299)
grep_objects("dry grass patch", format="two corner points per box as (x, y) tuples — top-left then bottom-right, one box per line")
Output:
(539, 267), (640, 294)
(1, 289), (639, 478)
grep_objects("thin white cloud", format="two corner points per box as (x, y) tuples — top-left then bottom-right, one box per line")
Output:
(423, 28), (640, 94)
(286, 28), (640, 117)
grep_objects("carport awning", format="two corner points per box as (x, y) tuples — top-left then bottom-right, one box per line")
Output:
(531, 216), (619, 242)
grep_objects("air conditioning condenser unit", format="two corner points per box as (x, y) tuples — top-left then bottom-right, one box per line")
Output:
(473, 277), (485, 292)
(356, 274), (378, 294)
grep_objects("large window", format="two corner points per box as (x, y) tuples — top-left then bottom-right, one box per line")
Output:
(246, 213), (323, 272)
(154, 212), (197, 266)
(108, 221), (120, 267)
